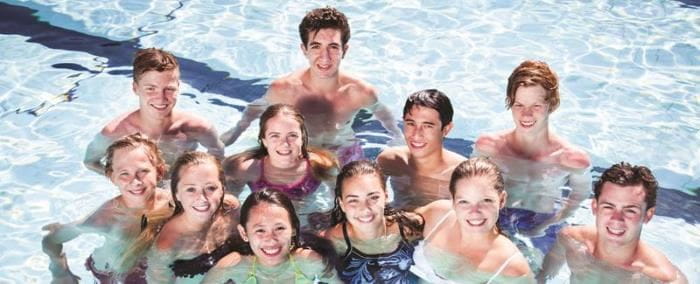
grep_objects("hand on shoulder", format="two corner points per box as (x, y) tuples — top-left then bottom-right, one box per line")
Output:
(559, 147), (591, 170)
(474, 132), (507, 157)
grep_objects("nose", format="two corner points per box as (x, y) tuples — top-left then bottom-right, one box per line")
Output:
(611, 209), (624, 221)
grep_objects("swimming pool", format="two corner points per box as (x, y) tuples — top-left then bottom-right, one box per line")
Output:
(0, 0), (697, 282)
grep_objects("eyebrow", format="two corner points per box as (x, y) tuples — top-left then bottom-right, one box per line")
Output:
(344, 191), (381, 198)
(600, 201), (641, 209)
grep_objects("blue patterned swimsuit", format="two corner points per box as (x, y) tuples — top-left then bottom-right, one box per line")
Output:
(339, 222), (418, 284)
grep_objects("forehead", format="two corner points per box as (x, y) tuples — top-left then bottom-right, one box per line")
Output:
(308, 28), (343, 43)
(137, 69), (180, 84)
(247, 203), (291, 226)
(453, 176), (499, 198)
(264, 114), (301, 131)
(514, 84), (547, 102)
(404, 106), (441, 122)
(598, 182), (647, 206)
(342, 173), (384, 197)
(113, 146), (151, 166)
(178, 162), (218, 178)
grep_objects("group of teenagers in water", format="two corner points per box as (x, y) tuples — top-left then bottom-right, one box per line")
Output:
(41, 6), (688, 284)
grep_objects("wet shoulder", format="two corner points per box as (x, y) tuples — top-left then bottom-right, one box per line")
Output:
(559, 146), (591, 170)
(474, 131), (510, 156)
(213, 251), (244, 268)
(101, 110), (139, 138)
(171, 110), (213, 133)
(559, 224), (594, 244)
(377, 146), (410, 175)
(493, 236), (532, 278)
(339, 73), (378, 106)
(267, 72), (305, 101)
(637, 243), (683, 283)
(444, 149), (467, 167)
(417, 200), (452, 231)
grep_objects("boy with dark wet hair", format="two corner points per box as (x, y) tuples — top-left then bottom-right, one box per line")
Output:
(84, 48), (224, 174)
(538, 162), (688, 283)
(221, 6), (402, 166)
(378, 89), (465, 209)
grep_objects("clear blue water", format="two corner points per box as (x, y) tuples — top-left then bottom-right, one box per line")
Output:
(0, 0), (698, 282)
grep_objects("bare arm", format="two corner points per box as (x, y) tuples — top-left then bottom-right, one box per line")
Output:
(196, 124), (225, 159)
(83, 133), (113, 175)
(559, 167), (592, 220)
(367, 101), (403, 144)
(536, 230), (569, 283)
(220, 97), (269, 147)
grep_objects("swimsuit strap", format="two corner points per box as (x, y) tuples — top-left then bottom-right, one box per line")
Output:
(341, 222), (354, 258)
(289, 253), (310, 283)
(485, 252), (519, 284)
(424, 210), (453, 240)
(244, 256), (258, 284)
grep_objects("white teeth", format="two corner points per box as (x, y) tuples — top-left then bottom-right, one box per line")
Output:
(607, 227), (625, 236)
(192, 204), (210, 212)
(410, 142), (426, 148)
(357, 215), (374, 223)
(520, 121), (535, 127)
(466, 219), (486, 226)
(151, 104), (168, 110)
(276, 150), (292, 155)
(261, 247), (281, 255)
(129, 188), (145, 195)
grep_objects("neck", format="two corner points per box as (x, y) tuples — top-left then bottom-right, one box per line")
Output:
(178, 212), (213, 233)
(119, 194), (154, 211)
(137, 110), (172, 138)
(594, 238), (639, 267)
(409, 150), (447, 173)
(457, 222), (499, 245)
(511, 126), (552, 158)
(348, 217), (387, 241)
(305, 69), (340, 94)
(266, 155), (305, 170)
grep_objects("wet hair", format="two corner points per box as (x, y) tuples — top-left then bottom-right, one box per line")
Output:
(170, 151), (226, 215)
(403, 89), (453, 129)
(506, 60), (560, 113)
(322, 160), (423, 237)
(132, 47), (179, 83)
(448, 157), (505, 197)
(594, 162), (658, 209)
(104, 133), (166, 181)
(118, 151), (230, 274)
(299, 6), (351, 48)
(226, 104), (338, 183)
(239, 189), (336, 274)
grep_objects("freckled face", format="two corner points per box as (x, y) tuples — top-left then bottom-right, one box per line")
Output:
(511, 85), (550, 132)
(110, 146), (158, 207)
(452, 176), (505, 233)
(175, 162), (224, 221)
(238, 203), (294, 267)
(339, 173), (387, 228)
(592, 182), (653, 246)
(133, 69), (180, 118)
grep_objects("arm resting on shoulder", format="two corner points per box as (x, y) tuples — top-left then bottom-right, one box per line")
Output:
(220, 97), (269, 147)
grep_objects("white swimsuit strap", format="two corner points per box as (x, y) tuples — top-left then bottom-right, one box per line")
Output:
(424, 210), (453, 240)
(486, 252), (519, 284)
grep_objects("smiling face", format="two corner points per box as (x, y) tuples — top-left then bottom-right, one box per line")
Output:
(261, 113), (304, 164)
(133, 69), (180, 119)
(301, 28), (346, 79)
(592, 182), (654, 247)
(174, 162), (224, 222)
(109, 146), (159, 208)
(339, 173), (387, 228)
(511, 84), (550, 132)
(403, 106), (452, 159)
(452, 176), (506, 234)
(238, 202), (294, 267)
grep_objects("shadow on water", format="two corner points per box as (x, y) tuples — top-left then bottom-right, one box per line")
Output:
(0, 2), (267, 116)
(1, 2), (697, 225)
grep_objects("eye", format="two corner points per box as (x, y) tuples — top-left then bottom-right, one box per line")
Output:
(255, 228), (265, 234)
(624, 209), (639, 215)
(268, 134), (280, 139)
(119, 172), (130, 177)
(289, 133), (299, 138)
(146, 87), (156, 92)
(275, 226), (287, 232)
(405, 121), (415, 126)
(185, 187), (197, 193)
(206, 185), (219, 192)
(457, 200), (468, 204)
(483, 198), (494, 203)
(346, 199), (358, 204)
(370, 195), (381, 201)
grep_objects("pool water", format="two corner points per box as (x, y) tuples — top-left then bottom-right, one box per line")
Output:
(0, 0), (698, 283)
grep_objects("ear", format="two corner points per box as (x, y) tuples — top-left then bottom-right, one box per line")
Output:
(338, 197), (346, 213)
(441, 122), (454, 137)
(300, 43), (308, 55)
(591, 199), (598, 216)
(499, 191), (507, 209)
(132, 81), (138, 94)
(643, 207), (655, 223)
(237, 224), (248, 242)
(342, 44), (349, 59)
